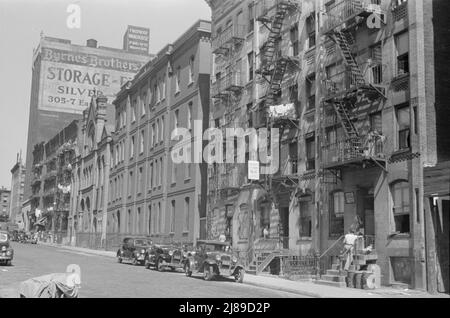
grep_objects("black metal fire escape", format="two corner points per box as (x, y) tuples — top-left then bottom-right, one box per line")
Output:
(323, 0), (387, 171)
(255, 0), (301, 193)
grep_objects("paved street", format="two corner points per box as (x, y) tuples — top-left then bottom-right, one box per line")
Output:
(0, 242), (307, 298)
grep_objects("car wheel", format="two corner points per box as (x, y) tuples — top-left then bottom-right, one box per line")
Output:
(157, 258), (164, 272)
(235, 268), (244, 283)
(203, 265), (214, 281)
(184, 263), (192, 277)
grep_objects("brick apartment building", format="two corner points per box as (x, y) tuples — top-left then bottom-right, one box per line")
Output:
(28, 121), (79, 243)
(205, 0), (448, 293)
(105, 20), (212, 250)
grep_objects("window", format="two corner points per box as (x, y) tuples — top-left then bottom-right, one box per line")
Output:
(247, 52), (253, 82)
(151, 124), (156, 147)
(156, 119), (159, 144)
(370, 112), (382, 134)
(130, 136), (135, 158)
(171, 160), (177, 184)
(141, 95), (146, 116)
(170, 200), (176, 233)
(391, 181), (410, 234)
(160, 116), (164, 142)
(147, 205), (153, 234)
(158, 202), (162, 234)
(149, 162), (153, 190)
(128, 171), (134, 197)
(248, 4), (254, 33)
(132, 101), (137, 122)
(396, 106), (410, 150)
(395, 32), (409, 76)
(369, 43), (383, 84)
(330, 191), (345, 236)
(306, 75), (316, 110)
(161, 76), (166, 100)
(159, 158), (164, 186)
(174, 109), (179, 129)
(152, 161), (156, 189)
(307, 14), (316, 49)
(184, 197), (190, 232)
(306, 137), (315, 170)
(189, 56), (195, 84)
(140, 130), (145, 154)
(299, 196), (312, 237)
(137, 207), (142, 234)
(175, 66), (181, 93)
(138, 167), (143, 194)
(187, 102), (192, 130)
(290, 23), (299, 56)
(127, 209), (132, 233)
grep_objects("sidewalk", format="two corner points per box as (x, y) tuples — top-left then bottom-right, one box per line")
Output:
(38, 241), (116, 258)
(38, 242), (449, 298)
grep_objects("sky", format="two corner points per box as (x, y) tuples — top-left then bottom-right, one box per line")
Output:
(0, 0), (212, 188)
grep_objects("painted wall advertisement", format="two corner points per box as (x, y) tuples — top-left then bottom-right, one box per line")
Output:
(38, 47), (146, 114)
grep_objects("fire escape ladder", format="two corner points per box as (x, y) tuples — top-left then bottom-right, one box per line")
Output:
(333, 30), (365, 86)
(332, 101), (358, 139)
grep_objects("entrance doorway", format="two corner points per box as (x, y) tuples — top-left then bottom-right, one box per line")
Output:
(357, 188), (375, 237)
(363, 196), (375, 236)
(279, 207), (289, 249)
(433, 199), (449, 294)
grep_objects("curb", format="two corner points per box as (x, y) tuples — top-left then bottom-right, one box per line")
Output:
(243, 278), (322, 298)
(38, 242), (116, 258)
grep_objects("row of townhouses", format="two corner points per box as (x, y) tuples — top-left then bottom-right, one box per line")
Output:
(22, 0), (449, 294)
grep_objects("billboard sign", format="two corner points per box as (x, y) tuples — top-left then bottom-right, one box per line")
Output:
(38, 47), (146, 114)
(123, 25), (150, 54)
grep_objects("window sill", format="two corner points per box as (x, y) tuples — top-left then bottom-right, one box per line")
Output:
(388, 232), (411, 240)
(187, 81), (194, 88)
(392, 73), (409, 83)
(297, 237), (312, 243)
(182, 231), (189, 236)
(175, 90), (180, 96)
(184, 178), (191, 183)
(391, 148), (411, 157)
(171, 182), (176, 187)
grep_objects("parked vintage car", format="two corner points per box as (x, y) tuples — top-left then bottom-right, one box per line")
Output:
(144, 244), (187, 272)
(116, 238), (153, 266)
(0, 231), (14, 266)
(184, 240), (245, 283)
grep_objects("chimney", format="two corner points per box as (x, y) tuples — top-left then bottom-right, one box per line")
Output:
(86, 39), (98, 48)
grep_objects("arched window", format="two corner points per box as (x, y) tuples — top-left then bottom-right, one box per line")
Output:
(329, 190), (345, 237)
(390, 180), (410, 234)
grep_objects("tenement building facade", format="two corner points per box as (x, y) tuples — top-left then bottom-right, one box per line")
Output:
(205, 0), (447, 292)
(28, 121), (79, 243)
(106, 20), (212, 249)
